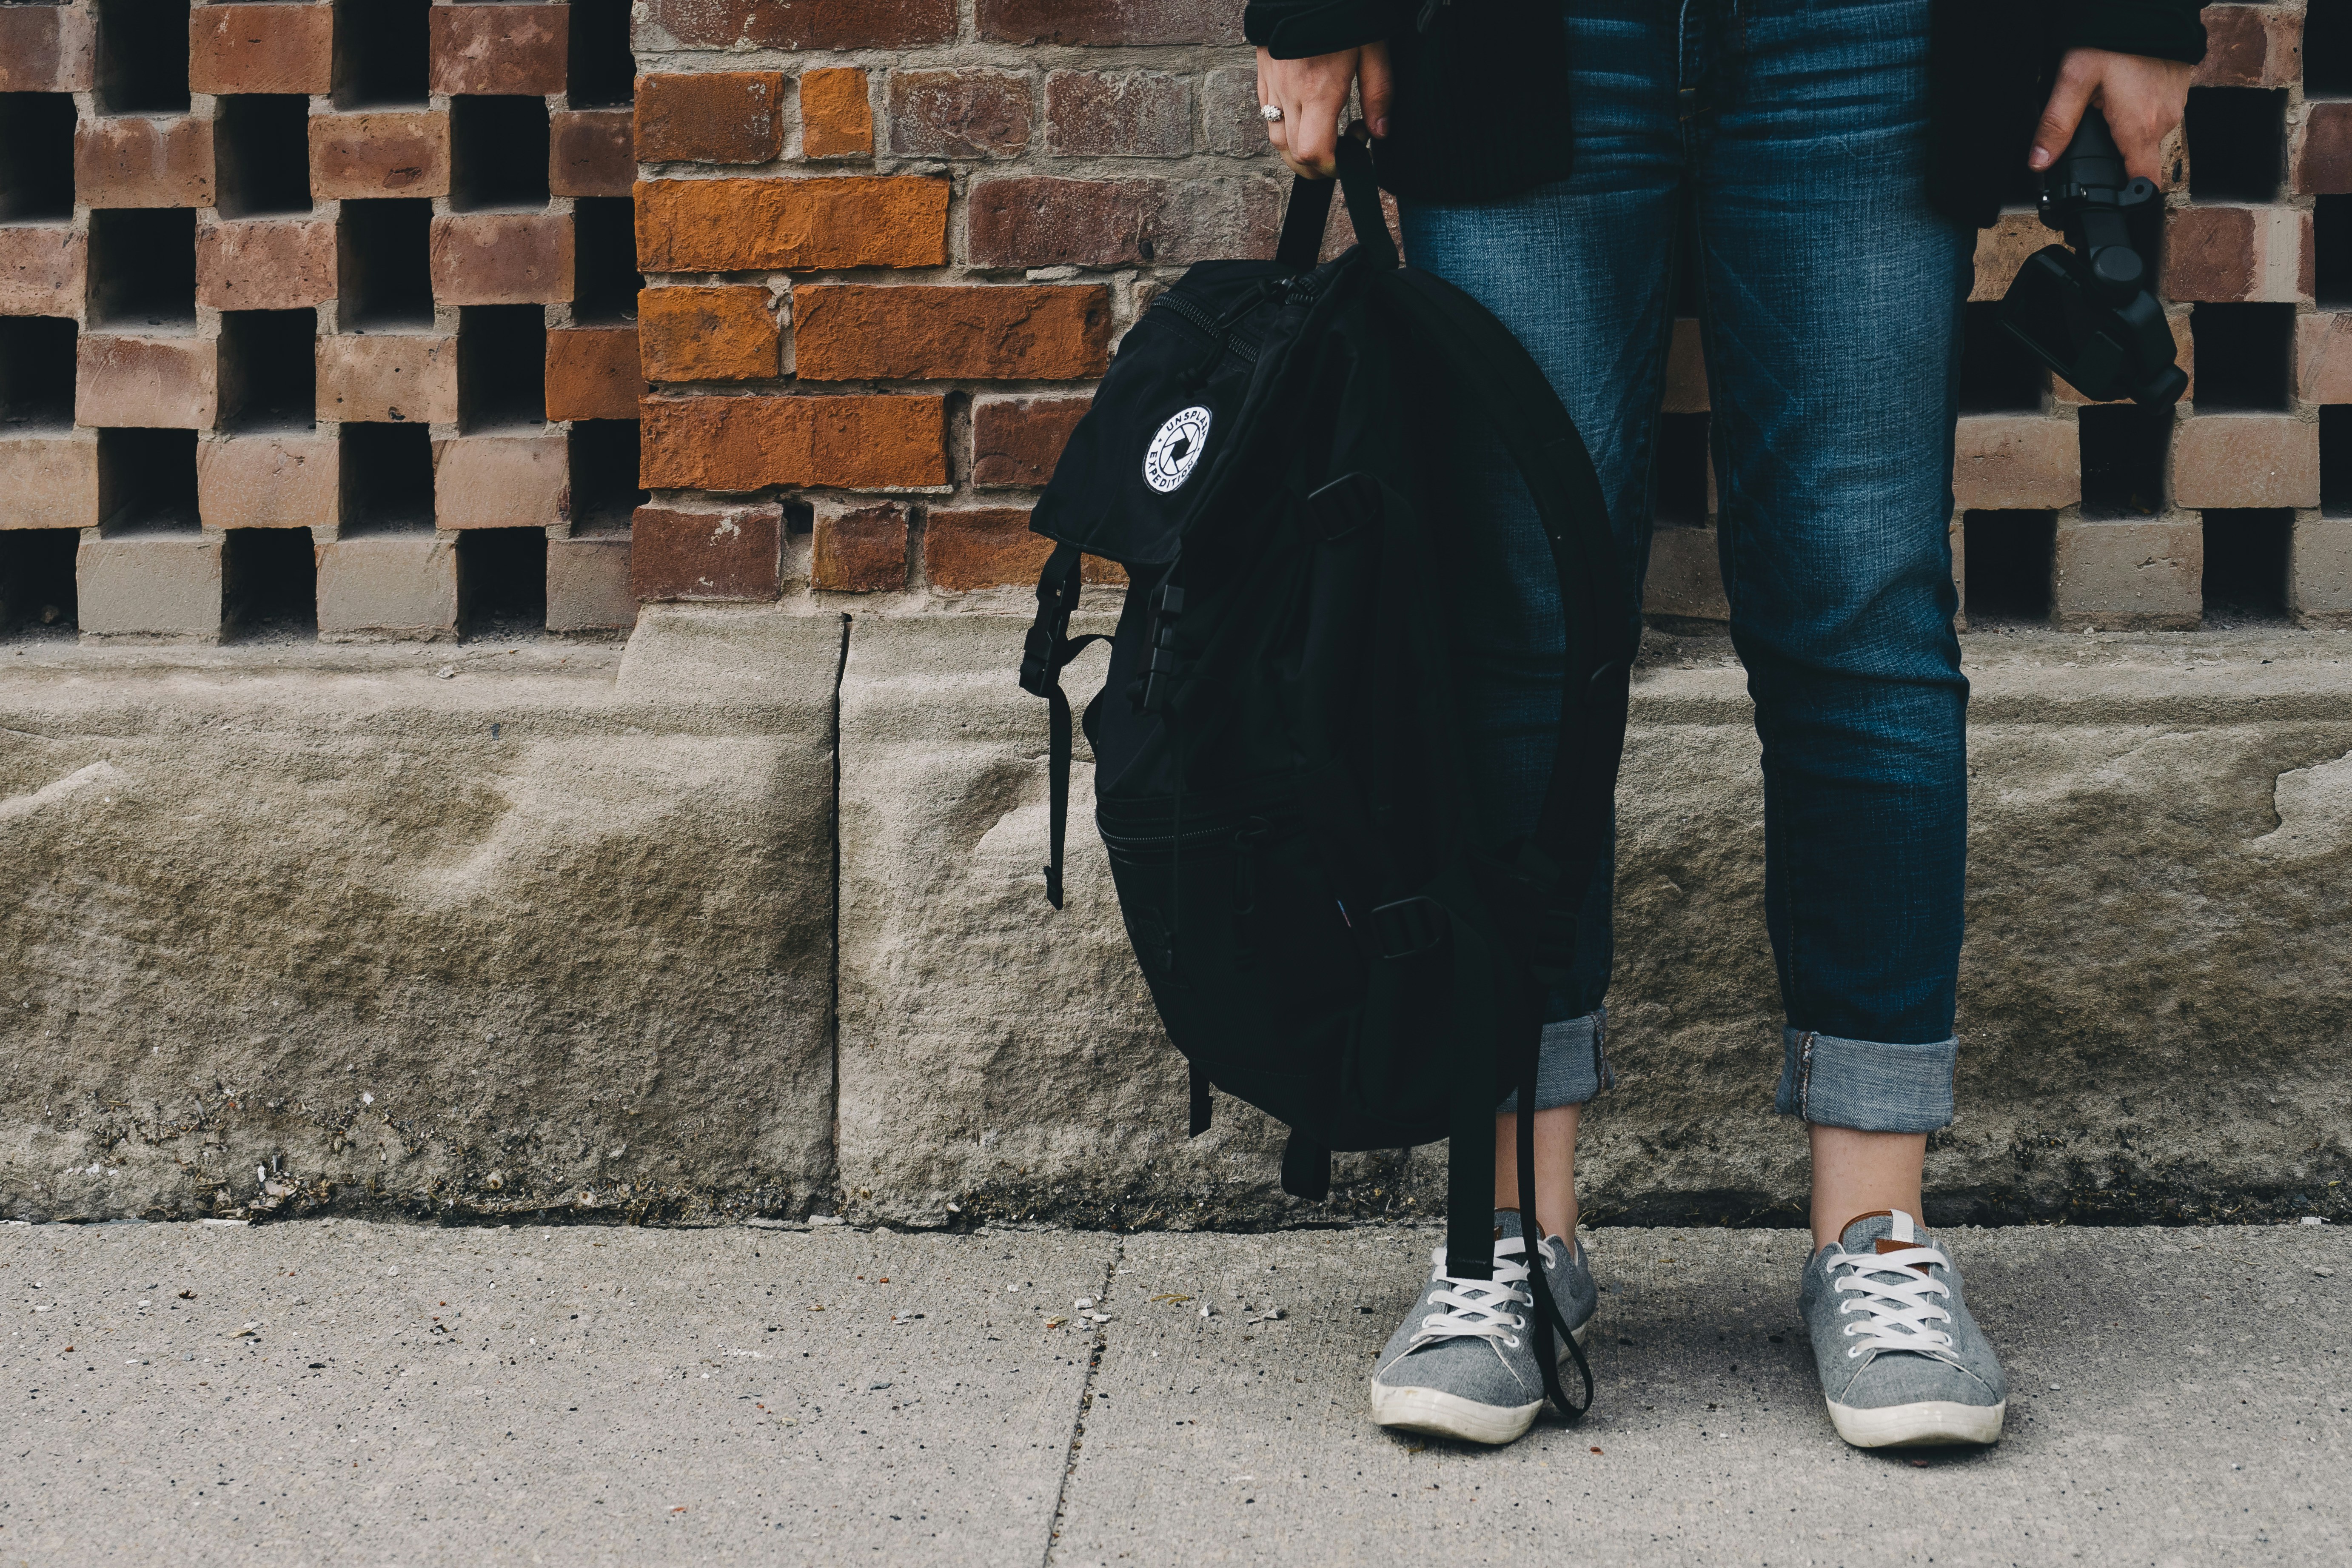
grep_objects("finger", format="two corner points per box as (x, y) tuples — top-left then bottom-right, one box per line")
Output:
(1288, 92), (1343, 178)
(2030, 66), (2096, 171)
(1359, 42), (1395, 139)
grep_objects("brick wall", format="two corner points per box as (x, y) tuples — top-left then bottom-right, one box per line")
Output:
(0, 0), (645, 640)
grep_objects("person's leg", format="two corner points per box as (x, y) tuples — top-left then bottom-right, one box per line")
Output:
(1396, 0), (1680, 1251)
(1685, 0), (2001, 1447)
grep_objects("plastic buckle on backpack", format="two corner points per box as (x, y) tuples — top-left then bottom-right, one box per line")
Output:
(1368, 896), (1446, 961)
(1018, 624), (1057, 697)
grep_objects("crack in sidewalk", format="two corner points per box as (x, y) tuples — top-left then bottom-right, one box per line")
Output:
(1040, 1235), (1124, 1566)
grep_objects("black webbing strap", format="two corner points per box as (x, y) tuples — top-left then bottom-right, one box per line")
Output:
(1275, 166), (1335, 271)
(1189, 1062), (1213, 1137)
(1440, 893), (1499, 1283)
(1280, 1131), (1331, 1200)
(1273, 127), (1397, 274)
(1019, 542), (1108, 909)
(1515, 989), (1595, 1421)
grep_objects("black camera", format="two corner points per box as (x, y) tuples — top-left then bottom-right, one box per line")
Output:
(1998, 105), (2187, 407)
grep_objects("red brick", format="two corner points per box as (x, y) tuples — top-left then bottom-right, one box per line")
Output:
(639, 394), (947, 491)
(635, 177), (949, 271)
(972, 395), (1089, 488)
(190, 3), (334, 94)
(643, 0), (955, 49)
(639, 286), (781, 381)
(978, 0), (1243, 45)
(2161, 206), (2311, 302)
(74, 116), (214, 208)
(2170, 414), (2318, 509)
(311, 112), (451, 200)
(1044, 71), (1192, 157)
(1200, 68), (1266, 158)
(793, 285), (1109, 382)
(1951, 415), (2078, 510)
(198, 218), (337, 311)
(546, 326), (646, 421)
(967, 176), (1280, 269)
(550, 109), (636, 198)
(800, 67), (873, 158)
(317, 334), (460, 424)
(812, 500), (908, 590)
(887, 69), (1033, 160)
(429, 213), (574, 305)
(0, 4), (93, 93)
(630, 501), (784, 601)
(636, 72), (786, 164)
(2298, 312), (2352, 405)
(77, 335), (219, 430)
(0, 226), (86, 317)
(196, 431), (339, 529)
(431, 432), (568, 529)
(2293, 101), (2352, 196)
(2192, 5), (2300, 88)
(430, 4), (569, 96)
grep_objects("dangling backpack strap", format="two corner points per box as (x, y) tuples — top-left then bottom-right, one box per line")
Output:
(1514, 986), (1595, 1421)
(1018, 542), (1109, 909)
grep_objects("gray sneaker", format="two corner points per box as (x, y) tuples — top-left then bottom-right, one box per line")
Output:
(1799, 1209), (2007, 1448)
(1368, 1209), (1597, 1445)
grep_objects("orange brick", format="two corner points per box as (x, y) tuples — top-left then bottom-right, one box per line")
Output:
(190, 3), (334, 94)
(638, 287), (780, 382)
(550, 108), (636, 199)
(800, 68), (874, 158)
(972, 394), (1089, 488)
(635, 177), (949, 272)
(639, 394), (947, 491)
(429, 213), (574, 305)
(430, 3), (569, 96)
(635, 72), (785, 164)
(198, 219), (337, 311)
(311, 112), (451, 200)
(0, 226), (86, 317)
(923, 505), (1047, 591)
(812, 500), (908, 590)
(74, 116), (214, 208)
(0, 4), (93, 93)
(793, 285), (1109, 382)
(546, 326), (645, 421)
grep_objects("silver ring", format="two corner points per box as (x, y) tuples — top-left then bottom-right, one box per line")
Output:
(1260, 103), (1283, 122)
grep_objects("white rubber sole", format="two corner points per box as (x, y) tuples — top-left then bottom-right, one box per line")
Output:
(1368, 1320), (1593, 1447)
(1826, 1397), (2006, 1448)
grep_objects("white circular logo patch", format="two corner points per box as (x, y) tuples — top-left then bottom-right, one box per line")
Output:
(1142, 405), (1213, 493)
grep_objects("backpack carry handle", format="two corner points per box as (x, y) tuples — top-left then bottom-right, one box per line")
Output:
(1274, 125), (1399, 273)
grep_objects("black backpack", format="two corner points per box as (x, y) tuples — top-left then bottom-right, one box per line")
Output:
(1018, 137), (1635, 1420)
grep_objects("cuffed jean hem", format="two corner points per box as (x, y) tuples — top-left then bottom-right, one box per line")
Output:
(1497, 1008), (1611, 1114)
(1773, 1026), (1956, 1133)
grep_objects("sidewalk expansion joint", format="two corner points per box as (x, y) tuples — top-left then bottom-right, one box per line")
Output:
(1040, 1234), (1123, 1566)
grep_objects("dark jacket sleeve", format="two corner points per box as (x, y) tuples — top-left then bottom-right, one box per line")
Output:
(2064, 0), (2208, 63)
(1242, 0), (1395, 59)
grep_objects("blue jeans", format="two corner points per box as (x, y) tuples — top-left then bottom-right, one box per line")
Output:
(1417, 0), (1973, 1133)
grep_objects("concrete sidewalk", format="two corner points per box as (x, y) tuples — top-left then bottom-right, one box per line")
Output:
(2, 1220), (2343, 1566)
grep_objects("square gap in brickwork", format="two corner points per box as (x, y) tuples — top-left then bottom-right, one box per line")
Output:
(340, 423), (435, 532)
(1652, 412), (1710, 525)
(2189, 303), (2293, 411)
(2184, 88), (2284, 204)
(2309, 4), (2352, 99)
(1961, 510), (2055, 626)
(458, 305), (546, 431)
(568, 419), (642, 532)
(0, 94), (76, 222)
(0, 529), (79, 637)
(568, 0), (637, 108)
(95, 0), (191, 117)
(332, 0), (430, 109)
(97, 428), (199, 533)
(88, 208), (197, 328)
(459, 528), (545, 634)
(0, 315), (78, 432)
(2077, 405), (2172, 519)
(2201, 509), (2292, 621)
(2317, 196), (2352, 308)
(1959, 300), (2045, 413)
(451, 96), (551, 212)
(214, 96), (315, 219)
(2319, 405), (2352, 515)
(223, 528), (319, 638)
(218, 309), (318, 433)
(571, 197), (640, 324)
(338, 199), (435, 328)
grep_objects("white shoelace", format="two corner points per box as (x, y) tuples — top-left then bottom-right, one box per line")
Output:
(1408, 1236), (1560, 1352)
(1830, 1240), (1958, 1360)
